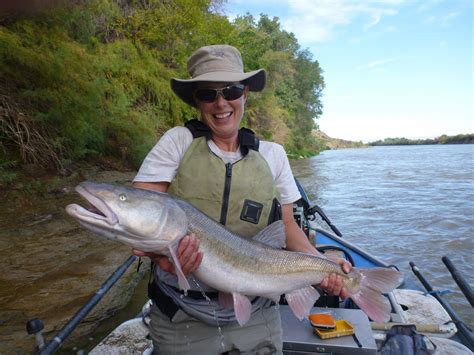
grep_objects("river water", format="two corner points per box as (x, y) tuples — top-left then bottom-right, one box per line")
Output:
(290, 144), (474, 327)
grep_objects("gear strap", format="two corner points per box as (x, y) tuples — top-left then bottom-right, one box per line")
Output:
(184, 119), (259, 155)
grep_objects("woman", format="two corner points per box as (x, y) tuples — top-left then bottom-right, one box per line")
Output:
(133, 44), (351, 354)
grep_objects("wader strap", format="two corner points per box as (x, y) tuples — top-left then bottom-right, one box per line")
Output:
(148, 280), (275, 321)
(148, 280), (219, 320)
(148, 281), (179, 320)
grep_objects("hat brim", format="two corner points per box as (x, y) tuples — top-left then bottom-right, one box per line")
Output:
(171, 69), (266, 107)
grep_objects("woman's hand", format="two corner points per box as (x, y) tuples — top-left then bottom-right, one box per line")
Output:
(319, 257), (352, 299)
(132, 233), (203, 276)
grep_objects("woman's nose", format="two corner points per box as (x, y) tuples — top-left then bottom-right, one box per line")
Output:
(214, 92), (228, 106)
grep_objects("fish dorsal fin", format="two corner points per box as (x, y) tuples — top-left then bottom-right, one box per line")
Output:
(232, 292), (252, 326)
(252, 220), (286, 249)
(286, 286), (320, 321)
(167, 245), (191, 293)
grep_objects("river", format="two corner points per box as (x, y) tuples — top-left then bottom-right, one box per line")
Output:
(291, 144), (474, 327)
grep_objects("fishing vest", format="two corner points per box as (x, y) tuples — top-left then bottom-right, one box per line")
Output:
(168, 119), (281, 238)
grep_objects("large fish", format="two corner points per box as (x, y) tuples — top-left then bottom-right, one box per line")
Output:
(66, 181), (403, 326)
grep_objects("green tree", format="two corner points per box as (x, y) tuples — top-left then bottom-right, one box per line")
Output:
(1, 0), (329, 176)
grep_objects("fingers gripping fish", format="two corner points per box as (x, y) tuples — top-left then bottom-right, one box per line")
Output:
(66, 182), (404, 326)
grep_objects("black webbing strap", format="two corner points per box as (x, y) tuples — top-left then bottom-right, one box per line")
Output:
(238, 127), (259, 155)
(148, 281), (179, 320)
(184, 119), (212, 140)
(184, 119), (259, 155)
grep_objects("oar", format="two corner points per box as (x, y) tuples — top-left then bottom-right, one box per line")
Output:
(442, 256), (474, 307)
(371, 321), (456, 335)
(28, 255), (138, 354)
(410, 261), (474, 351)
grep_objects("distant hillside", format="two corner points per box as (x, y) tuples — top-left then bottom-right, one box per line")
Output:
(312, 130), (366, 149)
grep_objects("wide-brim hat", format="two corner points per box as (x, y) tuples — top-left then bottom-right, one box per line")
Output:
(171, 45), (266, 107)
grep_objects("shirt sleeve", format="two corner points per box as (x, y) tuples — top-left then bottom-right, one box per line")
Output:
(133, 126), (193, 183)
(260, 142), (301, 205)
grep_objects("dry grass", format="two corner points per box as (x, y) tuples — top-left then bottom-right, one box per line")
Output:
(0, 87), (63, 171)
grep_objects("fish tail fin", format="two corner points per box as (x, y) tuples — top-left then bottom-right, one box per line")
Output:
(348, 267), (403, 323)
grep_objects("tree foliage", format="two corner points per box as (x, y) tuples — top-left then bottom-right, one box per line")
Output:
(369, 134), (474, 146)
(0, 0), (325, 173)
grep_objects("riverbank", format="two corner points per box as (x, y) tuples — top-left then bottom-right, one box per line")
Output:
(312, 130), (367, 149)
(369, 133), (474, 146)
(0, 165), (148, 353)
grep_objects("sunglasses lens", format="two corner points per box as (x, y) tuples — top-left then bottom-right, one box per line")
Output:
(223, 85), (244, 100)
(195, 85), (244, 103)
(194, 89), (217, 102)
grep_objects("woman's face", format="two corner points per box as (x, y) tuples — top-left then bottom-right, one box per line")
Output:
(195, 82), (249, 140)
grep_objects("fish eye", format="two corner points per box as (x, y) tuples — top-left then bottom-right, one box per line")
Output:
(119, 194), (127, 201)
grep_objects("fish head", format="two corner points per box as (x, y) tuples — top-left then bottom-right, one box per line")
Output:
(65, 181), (188, 253)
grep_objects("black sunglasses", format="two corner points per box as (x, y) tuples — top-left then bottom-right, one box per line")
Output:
(194, 84), (245, 103)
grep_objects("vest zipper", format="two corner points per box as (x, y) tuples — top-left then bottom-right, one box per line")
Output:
(219, 162), (233, 225)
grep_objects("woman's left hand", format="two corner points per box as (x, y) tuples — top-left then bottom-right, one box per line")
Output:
(319, 257), (352, 299)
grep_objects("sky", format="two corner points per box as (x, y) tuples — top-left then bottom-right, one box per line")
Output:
(224, 0), (473, 142)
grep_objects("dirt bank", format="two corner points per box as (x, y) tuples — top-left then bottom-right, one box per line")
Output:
(0, 168), (147, 353)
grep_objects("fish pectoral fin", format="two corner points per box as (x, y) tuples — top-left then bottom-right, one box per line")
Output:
(252, 220), (286, 249)
(285, 286), (320, 321)
(232, 292), (252, 326)
(167, 245), (190, 292)
(218, 292), (234, 309)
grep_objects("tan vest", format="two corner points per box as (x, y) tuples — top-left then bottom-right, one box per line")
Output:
(168, 137), (280, 239)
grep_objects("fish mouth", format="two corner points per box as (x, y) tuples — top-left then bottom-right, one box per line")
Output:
(66, 184), (118, 225)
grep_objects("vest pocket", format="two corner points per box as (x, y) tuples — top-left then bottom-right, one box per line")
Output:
(240, 199), (264, 224)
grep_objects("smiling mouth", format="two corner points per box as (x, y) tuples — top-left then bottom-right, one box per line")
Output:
(214, 112), (233, 119)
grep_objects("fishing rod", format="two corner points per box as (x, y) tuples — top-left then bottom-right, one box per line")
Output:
(294, 178), (343, 238)
(306, 205), (343, 238)
(27, 255), (138, 354)
(442, 256), (474, 307)
(409, 261), (474, 351)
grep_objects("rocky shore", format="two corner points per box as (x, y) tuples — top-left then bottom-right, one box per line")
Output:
(0, 168), (147, 353)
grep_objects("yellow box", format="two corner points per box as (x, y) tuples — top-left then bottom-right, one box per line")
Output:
(314, 320), (355, 339)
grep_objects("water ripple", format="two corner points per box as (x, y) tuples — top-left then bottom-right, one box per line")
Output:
(291, 145), (474, 327)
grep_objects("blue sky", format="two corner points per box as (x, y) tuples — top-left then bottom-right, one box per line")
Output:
(224, 0), (473, 142)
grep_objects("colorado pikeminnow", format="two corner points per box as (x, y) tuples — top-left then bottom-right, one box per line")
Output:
(66, 181), (403, 326)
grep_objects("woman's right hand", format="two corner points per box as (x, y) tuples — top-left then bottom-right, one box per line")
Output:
(132, 233), (203, 276)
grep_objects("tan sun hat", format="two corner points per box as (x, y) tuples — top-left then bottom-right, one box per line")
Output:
(171, 44), (266, 107)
